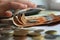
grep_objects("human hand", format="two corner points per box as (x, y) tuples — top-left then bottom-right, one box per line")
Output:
(0, 0), (37, 18)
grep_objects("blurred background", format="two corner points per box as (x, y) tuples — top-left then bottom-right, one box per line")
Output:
(30, 0), (60, 10)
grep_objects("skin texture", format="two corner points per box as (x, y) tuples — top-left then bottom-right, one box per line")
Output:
(0, 0), (37, 17)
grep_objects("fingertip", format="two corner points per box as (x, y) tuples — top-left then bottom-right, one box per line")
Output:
(4, 11), (12, 17)
(27, 2), (37, 8)
(20, 4), (28, 9)
(24, 4), (28, 8)
(32, 4), (37, 8)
